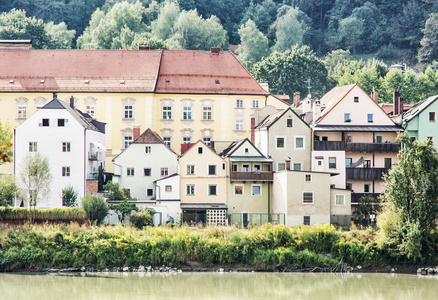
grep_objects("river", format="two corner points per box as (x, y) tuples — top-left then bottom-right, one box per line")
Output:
(1, 272), (438, 300)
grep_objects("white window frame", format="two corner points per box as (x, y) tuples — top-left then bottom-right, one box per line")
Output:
(160, 167), (169, 177)
(186, 184), (195, 195)
(162, 106), (172, 120)
(364, 183), (371, 193)
(376, 135), (383, 143)
(208, 184), (217, 196)
(182, 106), (192, 120)
(293, 162), (302, 171)
(236, 99), (243, 108)
(344, 113), (351, 122)
(287, 118), (293, 128)
(208, 164), (217, 175)
(145, 146), (151, 154)
(144, 168), (151, 177)
(124, 136), (133, 149)
(302, 192), (314, 204)
(85, 104), (95, 118)
(329, 157), (336, 169)
(29, 142), (37, 152)
(202, 106), (212, 120)
(62, 166), (71, 177)
(367, 113), (374, 123)
(165, 185), (172, 192)
(147, 188), (154, 197)
(235, 120), (244, 131)
(251, 184), (261, 196)
(203, 137), (211, 147)
(163, 136), (172, 148)
(252, 99), (259, 108)
(276, 136), (286, 150)
(277, 162), (286, 171)
(234, 184), (244, 196)
(305, 174), (311, 182)
(62, 142), (71, 152)
(335, 195), (345, 206)
(186, 164), (195, 175)
(17, 105), (27, 119)
(303, 216), (310, 225)
(124, 105), (134, 119)
(127, 168), (135, 177)
(182, 137), (192, 144)
(430, 111), (436, 122)
(294, 136), (305, 150)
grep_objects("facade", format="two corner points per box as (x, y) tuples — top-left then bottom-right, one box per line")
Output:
(0, 48), (289, 174)
(154, 173), (181, 223)
(14, 98), (105, 208)
(112, 128), (178, 200)
(272, 170), (351, 226)
(402, 95), (438, 142)
(178, 140), (228, 225)
(312, 84), (402, 206)
(219, 139), (274, 226)
(255, 107), (312, 172)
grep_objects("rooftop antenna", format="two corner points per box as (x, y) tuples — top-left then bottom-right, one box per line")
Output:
(305, 78), (312, 98)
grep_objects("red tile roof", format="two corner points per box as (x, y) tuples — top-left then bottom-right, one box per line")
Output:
(155, 50), (269, 95)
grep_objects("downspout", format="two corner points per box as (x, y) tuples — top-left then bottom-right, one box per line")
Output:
(84, 129), (87, 198)
(13, 128), (16, 206)
(268, 181), (271, 222)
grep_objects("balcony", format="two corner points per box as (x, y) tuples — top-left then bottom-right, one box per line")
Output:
(351, 193), (381, 203)
(346, 167), (389, 180)
(87, 172), (98, 180)
(314, 141), (400, 152)
(88, 152), (98, 160)
(230, 171), (273, 182)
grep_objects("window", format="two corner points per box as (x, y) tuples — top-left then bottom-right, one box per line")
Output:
(346, 183), (352, 190)
(186, 164), (195, 175)
(303, 216), (310, 225)
(29, 142), (37, 152)
(202, 106), (212, 120)
(254, 165), (260, 172)
(198, 147), (203, 154)
(165, 185), (172, 192)
(329, 157), (336, 169)
(145, 146), (151, 154)
(42, 119), (50, 127)
(428, 136), (434, 142)
(182, 137), (192, 144)
(163, 137), (172, 148)
(276, 137), (285, 149)
(162, 106), (172, 120)
(252, 185), (261, 195)
(186, 184), (195, 195)
(322, 136), (328, 141)
(430, 112), (436, 122)
(232, 164), (238, 172)
(236, 99), (243, 108)
(223, 163), (226, 170)
(17, 105), (27, 119)
(364, 183), (370, 193)
(62, 142), (71, 152)
(127, 168), (134, 176)
(345, 158), (352, 168)
(161, 167), (169, 177)
(124, 105), (133, 119)
(144, 168), (151, 176)
(367, 114), (373, 123)
(287, 118), (293, 127)
(85, 105), (95, 118)
(183, 106), (192, 120)
(335, 195), (345, 206)
(346, 134), (352, 143)
(277, 163), (286, 171)
(376, 135), (383, 143)
(235, 120), (244, 131)
(124, 136), (132, 149)
(344, 113), (351, 122)
(58, 119), (66, 127)
(62, 167), (70, 177)
(203, 137), (211, 147)
(318, 160), (322, 166)
(293, 163), (302, 171)
(208, 164), (217, 175)
(410, 136), (417, 142)
(303, 192), (313, 204)
(295, 137), (304, 149)
(242, 164), (250, 172)
(147, 189), (154, 197)
(252, 99), (259, 108)
(234, 185), (243, 195)
(384, 158), (392, 169)
(354, 96), (359, 103)
(305, 174), (311, 182)
(208, 184), (217, 195)
(244, 148), (249, 154)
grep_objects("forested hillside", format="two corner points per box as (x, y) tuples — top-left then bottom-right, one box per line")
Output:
(2, 0), (438, 102)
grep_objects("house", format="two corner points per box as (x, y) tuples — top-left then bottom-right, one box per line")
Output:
(178, 140), (228, 225)
(255, 107), (312, 172)
(272, 168), (351, 226)
(311, 84), (403, 208)
(112, 128), (178, 200)
(218, 138), (276, 227)
(14, 96), (106, 208)
(153, 173), (181, 223)
(402, 95), (438, 142)
(0, 47), (290, 175)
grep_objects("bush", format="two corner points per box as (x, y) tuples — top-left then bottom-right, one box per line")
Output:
(61, 185), (78, 207)
(82, 194), (109, 225)
(129, 209), (154, 229)
(0, 174), (18, 206)
(0, 206), (86, 221)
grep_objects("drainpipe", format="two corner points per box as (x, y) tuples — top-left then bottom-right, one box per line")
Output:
(268, 181), (271, 222)
(84, 128), (87, 198)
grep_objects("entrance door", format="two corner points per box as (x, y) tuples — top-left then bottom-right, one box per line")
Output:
(242, 212), (249, 228)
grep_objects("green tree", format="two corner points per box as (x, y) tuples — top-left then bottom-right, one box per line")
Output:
(18, 153), (52, 209)
(151, 0), (180, 41)
(0, 121), (13, 164)
(82, 193), (109, 225)
(252, 45), (329, 99)
(45, 21), (76, 49)
(379, 133), (438, 260)
(61, 185), (79, 207)
(336, 16), (364, 54)
(237, 19), (271, 70)
(274, 6), (309, 52)
(418, 12), (438, 64)
(109, 199), (139, 223)
(103, 181), (130, 200)
(353, 196), (379, 226)
(0, 175), (18, 207)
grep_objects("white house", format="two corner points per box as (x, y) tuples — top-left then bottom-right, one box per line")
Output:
(112, 128), (178, 200)
(14, 97), (106, 208)
(153, 173), (181, 223)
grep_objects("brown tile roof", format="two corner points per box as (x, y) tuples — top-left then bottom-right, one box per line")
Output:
(0, 49), (162, 92)
(133, 128), (166, 144)
(155, 50), (269, 95)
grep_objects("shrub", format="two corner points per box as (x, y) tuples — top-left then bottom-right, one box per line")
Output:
(0, 174), (18, 206)
(61, 185), (78, 207)
(129, 209), (154, 229)
(82, 194), (109, 224)
(109, 200), (138, 223)
(0, 206), (86, 221)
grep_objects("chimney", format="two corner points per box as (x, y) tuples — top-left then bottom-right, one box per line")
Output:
(393, 91), (400, 115)
(399, 97), (404, 114)
(69, 96), (75, 108)
(133, 124), (141, 141)
(303, 99), (311, 114)
(313, 100), (321, 121)
(210, 47), (221, 53)
(293, 92), (301, 107)
(285, 158), (291, 171)
(210, 141), (215, 151)
(251, 117), (255, 144)
(371, 90), (379, 104)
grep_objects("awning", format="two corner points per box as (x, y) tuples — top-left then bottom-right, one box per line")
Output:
(180, 203), (227, 210)
(92, 141), (106, 151)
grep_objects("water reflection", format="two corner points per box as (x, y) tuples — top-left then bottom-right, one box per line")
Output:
(1, 272), (438, 300)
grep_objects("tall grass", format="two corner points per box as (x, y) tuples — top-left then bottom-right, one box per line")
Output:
(0, 207), (86, 221)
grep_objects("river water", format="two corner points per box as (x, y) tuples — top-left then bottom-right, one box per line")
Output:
(1, 272), (438, 300)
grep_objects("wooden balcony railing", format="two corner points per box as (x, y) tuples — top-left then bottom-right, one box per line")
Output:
(230, 171), (273, 182)
(351, 193), (381, 203)
(346, 167), (389, 180)
(314, 141), (400, 152)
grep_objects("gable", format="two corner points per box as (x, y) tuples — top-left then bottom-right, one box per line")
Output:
(179, 141), (223, 165)
(228, 139), (265, 157)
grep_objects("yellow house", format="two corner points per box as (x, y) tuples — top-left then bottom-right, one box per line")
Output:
(0, 48), (289, 173)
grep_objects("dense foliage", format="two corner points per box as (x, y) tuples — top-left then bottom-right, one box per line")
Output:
(82, 194), (109, 225)
(129, 208), (154, 229)
(0, 207), (86, 222)
(61, 185), (78, 207)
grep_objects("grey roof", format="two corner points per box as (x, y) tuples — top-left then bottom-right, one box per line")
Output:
(255, 107), (311, 129)
(313, 125), (403, 132)
(403, 95), (438, 123)
(180, 203), (227, 209)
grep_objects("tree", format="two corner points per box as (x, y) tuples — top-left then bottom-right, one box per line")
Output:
(252, 45), (329, 99)
(0, 175), (18, 207)
(237, 19), (271, 70)
(61, 185), (79, 207)
(389, 1), (426, 48)
(18, 153), (52, 208)
(418, 13), (438, 64)
(353, 196), (380, 226)
(109, 199), (139, 223)
(0, 121), (13, 164)
(151, 0), (181, 41)
(378, 133), (438, 260)
(103, 181), (131, 200)
(45, 21), (76, 49)
(82, 193), (109, 225)
(274, 6), (310, 52)
(336, 16), (364, 54)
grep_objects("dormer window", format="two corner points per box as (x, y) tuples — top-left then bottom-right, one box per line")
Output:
(354, 97), (359, 103)
(244, 148), (249, 154)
